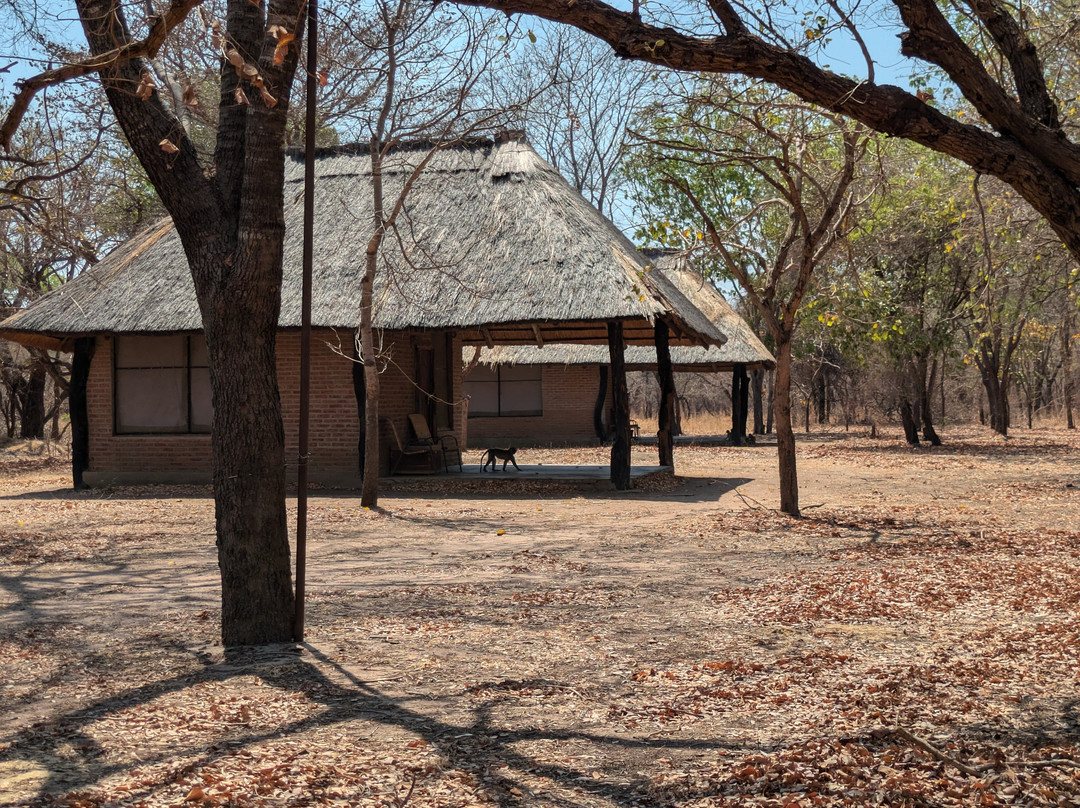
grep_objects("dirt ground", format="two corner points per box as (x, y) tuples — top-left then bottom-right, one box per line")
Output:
(1, 426), (1078, 807)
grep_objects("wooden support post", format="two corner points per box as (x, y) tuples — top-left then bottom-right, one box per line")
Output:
(70, 337), (95, 490)
(730, 363), (748, 445)
(594, 365), (609, 443)
(655, 319), (676, 467)
(607, 321), (631, 490)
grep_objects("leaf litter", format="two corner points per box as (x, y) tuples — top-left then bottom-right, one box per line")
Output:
(0, 427), (1078, 806)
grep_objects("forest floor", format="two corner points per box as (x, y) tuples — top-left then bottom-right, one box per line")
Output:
(1, 425), (1079, 807)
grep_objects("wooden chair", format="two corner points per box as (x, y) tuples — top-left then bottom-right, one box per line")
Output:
(385, 419), (440, 475)
(408, 412), (463, 472)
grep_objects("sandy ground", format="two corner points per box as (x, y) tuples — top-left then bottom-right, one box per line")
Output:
(1, 426), (1078, 807)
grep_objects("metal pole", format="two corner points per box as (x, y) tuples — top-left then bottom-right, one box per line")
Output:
(294, 0), (317, 642)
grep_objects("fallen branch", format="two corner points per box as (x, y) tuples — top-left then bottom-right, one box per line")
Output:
(878, 726), (987, 777)
(0, 0), (205, 150)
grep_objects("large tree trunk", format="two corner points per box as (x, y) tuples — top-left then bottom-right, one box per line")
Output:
(71, 0), (308, 646)
(203, 297), (294, 648)
(607, 321), (631, 490)
(773, 338), (799, 516)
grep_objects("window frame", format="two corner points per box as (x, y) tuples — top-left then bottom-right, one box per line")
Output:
(465, 364), (543, 418)
(113, 334), (212, 435)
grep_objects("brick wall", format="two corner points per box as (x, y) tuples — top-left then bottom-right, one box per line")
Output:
(464, 363), (608, 447)
(86, 330), (463, 481)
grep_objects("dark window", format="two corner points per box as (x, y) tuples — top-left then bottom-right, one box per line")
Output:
(114, 335), (212, 434)
(465, 364), (542, 417)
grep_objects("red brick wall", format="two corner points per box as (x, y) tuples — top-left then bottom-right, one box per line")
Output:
(86, 330), (463, 480)
(87, 336), (213, 475)
(464, 363), (608, 447)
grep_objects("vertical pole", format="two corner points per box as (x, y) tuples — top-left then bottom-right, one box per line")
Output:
(730, 364), (748, 445)
(654, 319), (675, 468)
(70, 337), (95, 490)
(294, 0), (317, 643)
(736, 363), (749, 440)
(607, 321), (631, 490)
(593, 365), (609, 443)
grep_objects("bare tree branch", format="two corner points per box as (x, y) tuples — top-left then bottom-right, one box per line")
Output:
(0, 0), (206, 150)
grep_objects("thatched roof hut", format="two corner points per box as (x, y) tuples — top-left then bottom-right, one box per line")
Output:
(0, 135), (724, 352)
(474, 252), (774, 371)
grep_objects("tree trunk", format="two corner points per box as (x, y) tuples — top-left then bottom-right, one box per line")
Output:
(766, 368), (774, 434)
(916, 355), (941, 445)
(74, 0), (306, 647)
(900, 400), (920, 445)
(812, 364), (827, 425)
(203, 302), (294, 648)
(654, 319), (675, 467)
(773, 337), (799, 516)
(1063, 317), (1075, 430)
(18, 360), (46, 439)
(607, 321), (631, 490)
(979, 365), (1010, 436)
(70, 338), (95, 490)
(50, 375), (62, 441)
(359, 250), (380, 508)
(751, 367), (765, 434)
(352, 340), (366, 472)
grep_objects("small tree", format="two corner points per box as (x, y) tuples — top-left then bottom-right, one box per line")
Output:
(629, 80), (872, 516)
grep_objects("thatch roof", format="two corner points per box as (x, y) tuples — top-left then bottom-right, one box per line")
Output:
(474, 252), (775, 371)
(0, 136), (725, 352)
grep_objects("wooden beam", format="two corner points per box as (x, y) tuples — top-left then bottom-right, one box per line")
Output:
(531, 324), (544, 347)
(730, 363), (749, 445)
(655, 319), (676, 468)
(70, 337), (95, 490)
(481, 327), (495, 349)
(594, 365), (608, 443)
(607, 321), (631, 490)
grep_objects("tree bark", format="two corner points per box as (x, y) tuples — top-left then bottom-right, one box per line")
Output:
(72, 0), (307, 645)
(654, 319), (676, 467)
(607, 321), (631, 490)
(204, 306), (294, 647)
(352, 341), (366, 472)
(773, 338), (799, 516)
(916, 355), (941, 445)
(900, 400), (920, 445)
(359, 249), (380, 508)
(70, 338), (95, 490)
